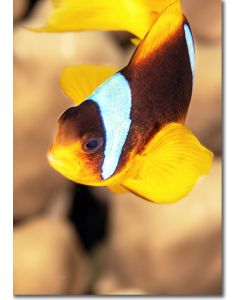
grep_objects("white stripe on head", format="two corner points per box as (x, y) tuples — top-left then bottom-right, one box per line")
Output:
(184, 24), (195, 77)
(90, 73), (132, 180)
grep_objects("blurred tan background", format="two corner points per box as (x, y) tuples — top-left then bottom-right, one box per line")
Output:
(13, 0), (222, 295)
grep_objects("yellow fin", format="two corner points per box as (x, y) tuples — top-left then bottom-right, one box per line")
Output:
(107, 184), (128, 194)
(122, 123), (214, 204)
(130, 37), (141, 46)
(31, 0), (160, 40)
(130, 0), (183, 65)
(142, 0), (178, 12)
(60, 65), (117, 104)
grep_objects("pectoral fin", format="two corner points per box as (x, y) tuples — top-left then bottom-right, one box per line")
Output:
(121, 123), (213, 204)
(60, 65), (117, 104)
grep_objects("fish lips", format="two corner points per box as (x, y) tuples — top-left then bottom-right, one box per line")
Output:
(47, 147), (80, 181)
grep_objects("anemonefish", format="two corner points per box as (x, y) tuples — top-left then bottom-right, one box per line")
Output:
(37, 0), (213, 203)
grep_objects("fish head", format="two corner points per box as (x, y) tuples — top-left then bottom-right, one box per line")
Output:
(48, 100), (106, 185)
(48, 95), (135, 186)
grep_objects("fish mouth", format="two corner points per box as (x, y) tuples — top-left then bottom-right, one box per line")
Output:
(47, 149), (79, 178)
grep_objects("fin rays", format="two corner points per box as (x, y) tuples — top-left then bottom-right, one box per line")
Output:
(120, 123), (213, 204)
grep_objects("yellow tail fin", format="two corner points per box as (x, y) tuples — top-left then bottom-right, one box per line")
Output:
(31, 0), (181, 40)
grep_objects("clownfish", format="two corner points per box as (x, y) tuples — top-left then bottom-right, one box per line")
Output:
(38, 0), (213, 203)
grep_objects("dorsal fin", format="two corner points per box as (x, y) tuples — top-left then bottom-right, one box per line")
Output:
(60, 65), (117, 104)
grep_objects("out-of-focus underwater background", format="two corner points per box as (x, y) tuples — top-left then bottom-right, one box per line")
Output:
(13, 0), (222, 295)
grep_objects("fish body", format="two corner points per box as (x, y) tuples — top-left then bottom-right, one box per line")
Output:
(45, 0), (213, 203)
(120, 18), (194, 167)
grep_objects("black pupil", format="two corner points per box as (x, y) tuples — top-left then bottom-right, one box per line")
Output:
(86, 140), (98, 150)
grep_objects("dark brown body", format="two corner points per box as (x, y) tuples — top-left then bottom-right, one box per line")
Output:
(53, 17), (194, 182)
(117, 19), (193, 173)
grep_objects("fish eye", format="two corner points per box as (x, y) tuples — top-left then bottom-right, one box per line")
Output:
(82, 136), (103, 153)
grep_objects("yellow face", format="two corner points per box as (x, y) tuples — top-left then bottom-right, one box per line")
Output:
(48, 139), (131, 187)
(47, 101), (107, 185)
(48, 101), (133, 186)
(48, 142), (101, 185)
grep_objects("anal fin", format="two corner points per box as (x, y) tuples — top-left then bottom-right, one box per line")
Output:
(107, 184), (128, 194)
